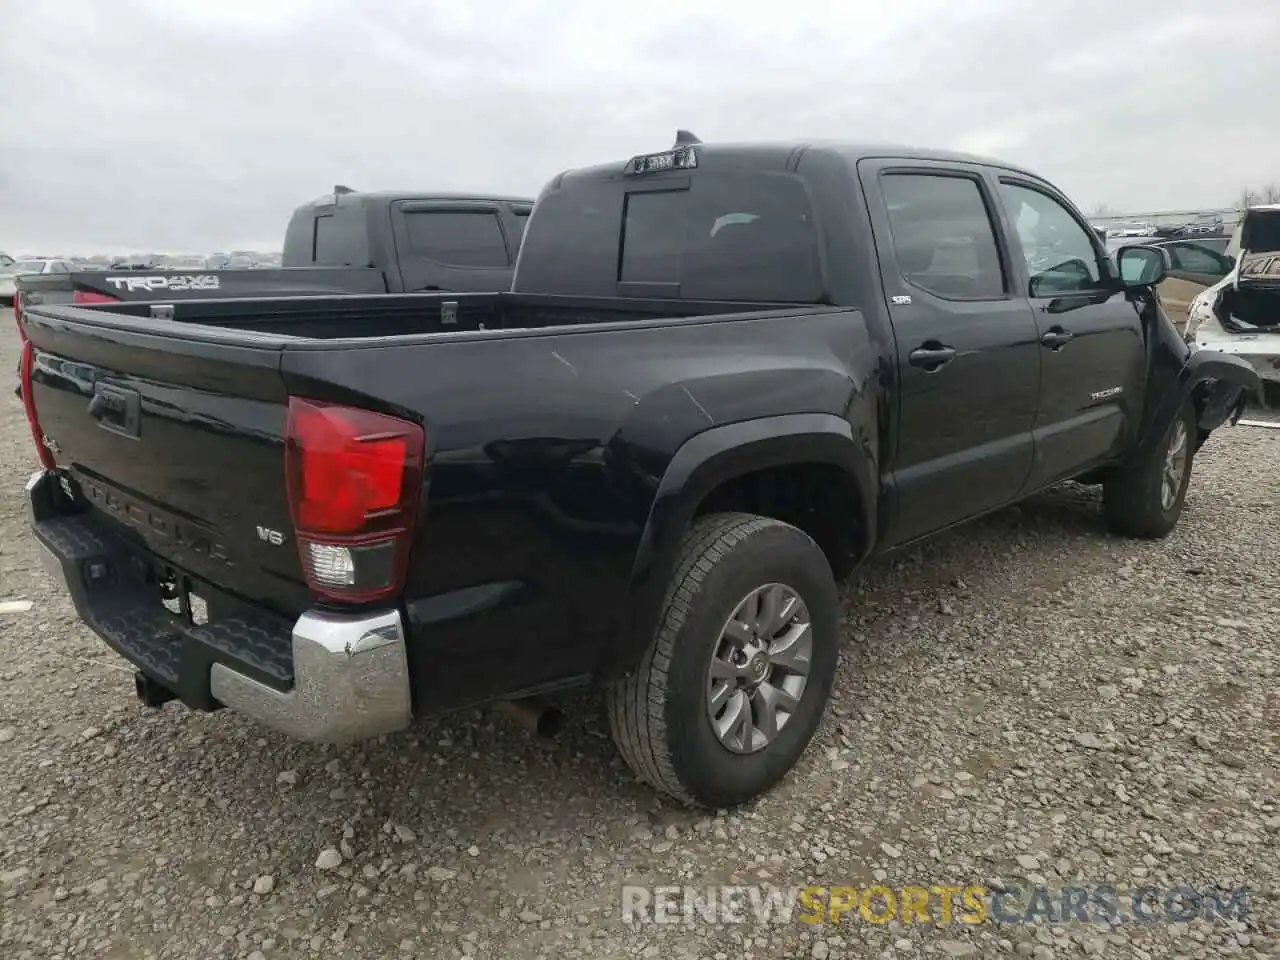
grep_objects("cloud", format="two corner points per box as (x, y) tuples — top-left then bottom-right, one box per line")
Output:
(1, 0), (1277, 253)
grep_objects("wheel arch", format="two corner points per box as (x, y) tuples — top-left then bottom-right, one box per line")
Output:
(1135, 350), (1262, 461)
(602, 413), (876, 681)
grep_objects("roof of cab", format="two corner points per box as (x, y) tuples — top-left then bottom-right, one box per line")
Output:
(551, 139), (1041, 188)
(298, 191), (535, 210)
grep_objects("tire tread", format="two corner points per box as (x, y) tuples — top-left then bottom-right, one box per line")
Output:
(606, 513), (783, 805)
(1104, 400), (1196, 540)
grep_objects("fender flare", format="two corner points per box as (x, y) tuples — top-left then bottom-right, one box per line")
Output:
(604, 413), (876, 679)
(1133, 350), (1262, 461)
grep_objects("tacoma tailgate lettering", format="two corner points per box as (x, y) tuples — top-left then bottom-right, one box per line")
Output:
(80, 477), (232, 566)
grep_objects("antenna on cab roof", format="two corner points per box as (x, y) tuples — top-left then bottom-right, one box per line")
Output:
(674, 129), (702, 146)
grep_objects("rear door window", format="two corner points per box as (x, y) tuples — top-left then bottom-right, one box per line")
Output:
(401, 211), (510, 267)
(880, 173), (1007, 300)
(1167, 242), (1232, 276)
(511, 206), (532, 243)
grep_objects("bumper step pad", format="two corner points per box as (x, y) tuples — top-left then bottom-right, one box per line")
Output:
(31, 508), (294, 706)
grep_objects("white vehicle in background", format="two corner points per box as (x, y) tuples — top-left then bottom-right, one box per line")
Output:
(161, 255), (212, 271)
(1107, 221), (1157, 239)
(1186, 205), (1280, 400)
(0, 258), (77, 307)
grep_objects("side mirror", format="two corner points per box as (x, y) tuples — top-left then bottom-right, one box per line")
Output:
(1116, 244), (1169, 288)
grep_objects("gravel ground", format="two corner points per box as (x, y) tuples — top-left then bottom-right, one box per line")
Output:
(0, 321), (1277, 960)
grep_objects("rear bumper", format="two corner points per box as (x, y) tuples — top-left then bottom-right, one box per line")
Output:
(25, 470), (412, 743)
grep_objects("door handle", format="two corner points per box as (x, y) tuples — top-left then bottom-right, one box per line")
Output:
(908, 343), (957, 371)
(1041, 327), (1075, 349)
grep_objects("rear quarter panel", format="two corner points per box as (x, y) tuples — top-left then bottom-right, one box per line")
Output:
(281, 307), (880, 710)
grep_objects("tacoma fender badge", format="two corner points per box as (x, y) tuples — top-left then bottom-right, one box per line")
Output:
(1090, 386), (1124, 401)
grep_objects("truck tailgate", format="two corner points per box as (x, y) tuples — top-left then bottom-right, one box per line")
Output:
(21, 309), (308, 616)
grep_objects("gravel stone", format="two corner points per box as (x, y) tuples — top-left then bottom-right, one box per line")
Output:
(0, 319), (1276, 959)
(252, 874), (275, 895)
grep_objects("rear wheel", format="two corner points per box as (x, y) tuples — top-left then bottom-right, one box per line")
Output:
(1103, 400), (1196, 539)
(606, 513), (839, 808)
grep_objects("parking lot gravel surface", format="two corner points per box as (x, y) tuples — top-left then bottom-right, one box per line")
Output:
(0, 322), (1277, 959)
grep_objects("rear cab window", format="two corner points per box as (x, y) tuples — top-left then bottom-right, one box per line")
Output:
(515, 149), (825, 302)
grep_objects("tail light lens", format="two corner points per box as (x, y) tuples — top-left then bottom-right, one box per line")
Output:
(21, 340), (56, 471)
(285, 398), (425, 604)
(73, 290), (119, 305)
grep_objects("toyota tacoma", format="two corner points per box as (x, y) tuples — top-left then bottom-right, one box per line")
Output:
(17, 135), (1262, 808)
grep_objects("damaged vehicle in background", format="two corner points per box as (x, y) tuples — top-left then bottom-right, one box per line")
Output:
(1186, 205), (1280, 403)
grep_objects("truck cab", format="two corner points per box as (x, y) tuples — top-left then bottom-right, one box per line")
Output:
(281, 187), (533, 293)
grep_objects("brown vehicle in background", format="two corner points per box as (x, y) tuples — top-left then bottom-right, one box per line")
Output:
(1107, 235), (1235, 333)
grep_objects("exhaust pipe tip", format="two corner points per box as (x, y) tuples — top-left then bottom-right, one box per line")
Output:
(535, 704), (565, 739)
(496, 697), (564, 738)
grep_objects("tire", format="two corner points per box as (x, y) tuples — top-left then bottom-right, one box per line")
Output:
(606, 512), (840, 808)
(1103, 399), (1196, 539)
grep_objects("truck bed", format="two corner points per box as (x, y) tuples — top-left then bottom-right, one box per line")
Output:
(33, 291), (807, 341)
(19, 288), (863, 717)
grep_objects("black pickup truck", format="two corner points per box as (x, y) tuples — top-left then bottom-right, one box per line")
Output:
(18, 137), (1261, 808)
(11, 188), (533, 311)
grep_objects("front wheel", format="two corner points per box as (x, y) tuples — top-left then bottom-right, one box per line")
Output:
(1103, 400), (1196, 539)
(606, 513), (840, 808)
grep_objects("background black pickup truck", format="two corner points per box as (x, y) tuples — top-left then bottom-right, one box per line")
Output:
(18, 137), (1260, 809)
(11, 188), (533, 311)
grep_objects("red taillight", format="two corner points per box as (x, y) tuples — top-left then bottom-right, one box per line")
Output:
(21, 340), (56, 471)
(73, 290), (119, 305)
(285, 398), (425, 604)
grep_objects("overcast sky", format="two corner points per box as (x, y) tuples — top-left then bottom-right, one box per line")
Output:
(2, 0), (1278, 254)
